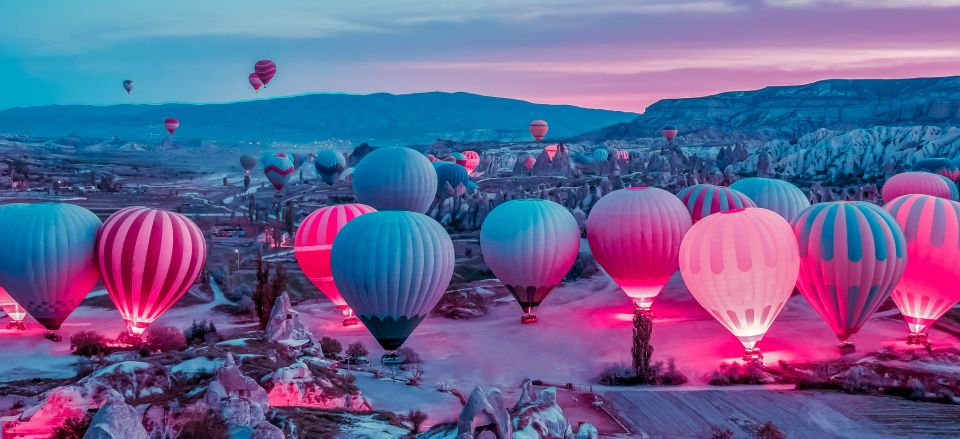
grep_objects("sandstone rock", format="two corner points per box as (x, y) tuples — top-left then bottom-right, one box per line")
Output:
(82, 395), (148, 439)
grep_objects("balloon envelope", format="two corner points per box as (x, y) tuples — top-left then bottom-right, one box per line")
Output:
(0, 285), (27, 323)
(884, 194), (960, 338)
(882, 172), (952, 204)
(679, 208), (800, 355)
(254, 59), (277, 85)
(463, 151), (481, 174)
(662, 126), (678, 142)
(913, 158), (960, 182)
(295, 204), (376, 311)
(314, 150), (347, 186)
(523, 156), (536, 170)
(793, 202), (906, 344)
(122, 80), (134, 94)
(0, 203), (102, 330)
(593, 149), (609, 161)
(730, 177), (810, 223)
(263, 153), (295, 190)
(544, 144), (558, 161)
(164, 118), (179, 134)
(97, 207), (207, 335)
(480, 200), (580, 316)
(248, 73), (263, 91)
(352, 147), (437, 213)
(435, 162), (475, 196)
(677, 184), (756, 223)
(587, 187), (692, 310)
(240, 154), (257, 171)
(331, 211), (454, 350)
(529, 120), (548, 142)
(938, 175), (960, 201)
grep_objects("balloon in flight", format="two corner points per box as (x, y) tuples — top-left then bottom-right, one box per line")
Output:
(593, 148), (609, 162)
(676, 184), (756, 223)
(523, 156), (536, 171)
(314, 150), (347, 186)
(263, 153), (295, 190)
(730, 177), (810, 223)
(331, 211), (454, 350)
(240, 154), (257, 173)
(254, 59), (277, 86)
(480, 199), (580, 323)
(462, 151), (481, 174)
(529, 120), (548, 142)
(544, 144), (558, 161)
(164, 118), (179, 135)
(0, 203), (102, 332)
(662, 126), (678, 143)
(122, 79), (134, 94)
(587, 187), (692, 313)
(248, 73), (263, 92)
(352, 147), (437, 213)
(679, 208), (800, 361)
(97, 207), (207, 335)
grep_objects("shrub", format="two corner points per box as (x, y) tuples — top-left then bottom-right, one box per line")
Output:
(709, 426), (734, 439)
(707, 362), (767, 386)
(320, 337), (342, 359)
(70, 331), (109, 357)
(184, 320), (218, 345)
(146, 325), (187, 352)
(116, 332), (144, 347)
(398, 347), (421, 364)
(346, 342), (368, 361)
(657, 359), (688, 385)
(756, 421), (786, 439)
(598, 363), (636, 386)
(179, 410), (229, 439)
(408, 409), (428, 433)
(51, 415), (92, 439)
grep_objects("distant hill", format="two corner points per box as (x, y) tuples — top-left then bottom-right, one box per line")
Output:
(0, 92), (636, 146)
(581, 76), (960, 142)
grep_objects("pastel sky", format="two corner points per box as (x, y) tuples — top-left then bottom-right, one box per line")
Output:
(2, 0), (960, 112)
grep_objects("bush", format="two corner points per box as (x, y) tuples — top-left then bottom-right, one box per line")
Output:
(51, 415), (92, 439)
(756, 421), (786, 439)
(398, 347), (421, 364)
(709, 426), (734, 439)
(598, 363), (636, 386)
(70, 331), (110, 357)
(707, 362), (768, 386)
(184, 320), (218, 345)
(320, 337), (342, 359)
(179, 410), (229, 439)
(598, 360), (688, 386)
(116, 332), (144, 347)
(408, 409), (428, 433)
(656, 359), (688, 385)
(146, 325), (187, 352)
(346, 342), (368, 361)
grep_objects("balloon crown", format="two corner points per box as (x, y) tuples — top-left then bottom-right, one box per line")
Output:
(627, 186), (650, 191)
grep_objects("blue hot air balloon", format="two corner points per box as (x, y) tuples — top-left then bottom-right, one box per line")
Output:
(434, 162), (476, 196)
(0, 203), (102, 334)
(330, 211), (454, 351)
(352, 147), (437, 213)
(593, 148), (609, 161)
(314, 150), (347, 186)
(730, 177), (811, 223)
(480, 199), (580, 323)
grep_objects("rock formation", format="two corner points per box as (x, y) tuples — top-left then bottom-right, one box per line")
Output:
(82, 395), (148, 439)
(265, 292), (316, 347)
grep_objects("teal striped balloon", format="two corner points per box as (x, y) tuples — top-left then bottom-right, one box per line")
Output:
(730, 177), (810, 223)
(352, 147), (438, 213)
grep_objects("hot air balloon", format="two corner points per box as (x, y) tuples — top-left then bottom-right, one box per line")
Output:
(451, 152), (468, 168)
(248, 73), (263, 92)
(122, 79), (134, 94)
(164, 118), (179, 135)
(523, 156), (536, 171)
(97, 207), (206, 335)
(544, 144), (558, 161)
(913, 158), (960, 182)
(679, 208), (800, 361)
(263, 153), (295, 190)
(793, 202), (906, 352)
(529, 120), (548, 142)
(240, 154), (257, 174)
(352, 147), (437, 213)
(425, 154), (438, 163)
(463, 151), (481, 174)
(587, 187), (692, 314)
(730, 177), (811, 223)
(480, 200), (580, 323)
(614, 150), (630, 161)
(881, 172), (952, 204)
(295, 204), (376, 326)
(662, 126), (678, 144)
(0, 203), (101, 338)
(938, 175), (959, 201)
(340, 167), (355, 183)
(435, 162), (476, 197)
(331, 211), (454, 357)
(676, 184), (756, 224)
(0, 286), (27, 330)
(593, 149), (609, 162)
(254, 59), (277, 86)
(314, 150), (347, 186)
(884, 194), (960, 345)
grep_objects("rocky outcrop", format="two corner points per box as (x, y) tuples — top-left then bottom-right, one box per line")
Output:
(265, 292), (316, 347)
(203, 353), (281, 437)
(266, 361), (370, 410)
(82, 395), (148, 439)
(530, 143), (580, 179)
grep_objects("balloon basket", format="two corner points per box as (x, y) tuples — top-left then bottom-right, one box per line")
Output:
(907, 332), (930, 347)
(44, 331), (62, 342)
(742, 348), (763, 364)
(381, 351), (404, 367)
(341, 316), (360, 327)
(836, 341), (855, 355)
(520, 313), (539, 325)
(6, 321), (26, 331)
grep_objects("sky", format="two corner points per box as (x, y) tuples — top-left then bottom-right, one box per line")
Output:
(2, 0), (960, 112)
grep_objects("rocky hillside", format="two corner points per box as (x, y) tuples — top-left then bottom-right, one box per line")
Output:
(0, 92), (636, 146)
(582, 76), (960, 142)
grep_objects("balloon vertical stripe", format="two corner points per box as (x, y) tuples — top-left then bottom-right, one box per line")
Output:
(730, 177), (811, 223)
(882, 172), (952, 204)
(677, 184), (756, 223)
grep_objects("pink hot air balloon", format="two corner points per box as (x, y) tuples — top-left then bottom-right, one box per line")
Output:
(544, 144), (558, 161)
(884, 194), (960, 345)
(587, 187), (692, 314)
(662, 126), (678, 143)
(98, 207), (206, 335)
(529, 120), (548, 142)
(0, 286), (27, 330)
(793, 202), (907, 353)
(425, 154), (438, 163)
(523, 156), (536, 171)
(254, 59), (277, 86)
(881, 171), (952, 204)
(677, 184), (756, 223)
(164, 118), (179, 134)
(294, 204), (376, 326)
(679, 208), (800, 362)
(463, 151), (481, 174)
(248, 72), (263, 92)
(263, 153), (295, 191)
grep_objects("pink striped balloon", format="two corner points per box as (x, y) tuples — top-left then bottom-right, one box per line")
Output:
(587, 187), (692, 313)
(679, 208), (800, 360)
(248, 72), (263, 92)
(254, 59), (277, 86)
(793, 202), (907, 351)
(97, 207), (207, 335)
(881, 172), (952, 204)
(677, 184), (756, 223)
(164, 118), (179, 134)
(884, 194), (960, 343)
(463, 151), (481, 174)
(295, 203), (376, 325)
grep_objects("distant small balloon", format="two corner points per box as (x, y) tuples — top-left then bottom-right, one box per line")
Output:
(254, 59), (277, 86)
(662, 126), (679, 143)
(122, 80), (134, 94)
(463, 151), (481, 174)
(164, 118), (179, 134)
(263, 153), (295, 190)
(544, 144), (558, 161)
(240, 154), (257, 172)
(523, 156), (536, 171)
(248, 73), (263, 92)
(529, 120), (548, 142)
